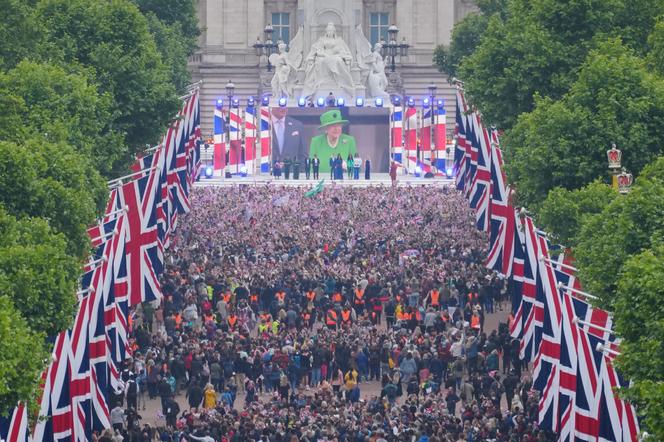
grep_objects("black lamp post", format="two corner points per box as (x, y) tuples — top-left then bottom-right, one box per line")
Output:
(381, 24), (410, 72)
(252, 24), (279, 72)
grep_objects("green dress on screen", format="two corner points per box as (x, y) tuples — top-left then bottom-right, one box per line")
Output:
(309, 134), (357, 174)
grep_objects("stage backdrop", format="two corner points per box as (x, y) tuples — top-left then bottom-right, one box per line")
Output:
(271, 107), (391, 173)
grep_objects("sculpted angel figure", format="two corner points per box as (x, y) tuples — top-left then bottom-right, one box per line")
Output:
(354, 25), (388, 98)
(302, 23), (355, 98)
(269, 27), (303, 99)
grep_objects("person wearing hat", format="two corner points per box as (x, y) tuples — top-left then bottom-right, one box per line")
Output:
(309, 109), (357, 174)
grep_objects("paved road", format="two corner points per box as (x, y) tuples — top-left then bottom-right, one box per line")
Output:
(134, 304), (512, 428)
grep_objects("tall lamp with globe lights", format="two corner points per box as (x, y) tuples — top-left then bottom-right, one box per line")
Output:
(380, 25), (410, 72)
(252, 24), (279, 72)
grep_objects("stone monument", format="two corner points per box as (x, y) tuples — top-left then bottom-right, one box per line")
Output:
(269, 23), (388, 101)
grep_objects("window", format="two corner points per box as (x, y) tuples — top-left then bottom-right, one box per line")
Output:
(271, 12), (290, 44)
(369, 12), (389, 46)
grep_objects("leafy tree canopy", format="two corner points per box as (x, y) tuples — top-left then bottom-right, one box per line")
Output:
(504, 38), (664, 207)
(37, 0), (180, 173)
(536, 180), (617, 247)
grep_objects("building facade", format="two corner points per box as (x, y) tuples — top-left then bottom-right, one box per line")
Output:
(189, 0), (477, 136)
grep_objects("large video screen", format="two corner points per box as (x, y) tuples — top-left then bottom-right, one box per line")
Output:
(268, 107), (391, 173)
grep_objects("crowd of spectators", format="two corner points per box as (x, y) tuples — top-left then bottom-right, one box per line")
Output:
(96, 185), (554, 442)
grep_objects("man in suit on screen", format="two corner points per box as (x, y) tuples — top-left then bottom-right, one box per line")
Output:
(270, 107), (306, 164)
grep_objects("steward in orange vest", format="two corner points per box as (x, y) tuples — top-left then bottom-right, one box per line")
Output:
(276, 291), (286, 304)
(306, 291), (316, 303)
(227, 314), (238, 330)
(222, 292), (232, 304)
(341, 308), (352, 325)
(332, 292), (343, 304)
(429, 289), (440, 308)
(353, 288), (365, 314)
(326, 309), (338, 329)
(249, 293), (259, 305)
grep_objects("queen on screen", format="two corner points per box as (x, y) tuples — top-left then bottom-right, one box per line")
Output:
(309, 109), (357, 175)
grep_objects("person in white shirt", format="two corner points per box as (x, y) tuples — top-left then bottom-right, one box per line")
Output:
(353, 153), (362, 180)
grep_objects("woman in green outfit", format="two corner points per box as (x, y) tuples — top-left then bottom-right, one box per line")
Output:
(346, 154), (354, 180)
(309, 109), (357, 175)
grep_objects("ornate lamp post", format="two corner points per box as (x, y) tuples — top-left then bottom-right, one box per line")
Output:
(606, 143), (622, 190)
(252, 24), (279, 72)
(381, 24), (410, 72)
(617, 168), (633, 194)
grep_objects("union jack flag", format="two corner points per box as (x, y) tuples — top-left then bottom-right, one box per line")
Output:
(391, 105), (403, 167)
(453, 89), (469, 191)
(0, 403), (28, 442)
(33, 332), (73, 442)
(531, 233), (563, 432)
(118, 171), (162, 306)
(468, 115), (491, 231)
(485, 138), (516, 276)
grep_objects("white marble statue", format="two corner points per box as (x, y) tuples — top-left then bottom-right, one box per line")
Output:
(269, 27), (304, 99)
(354, 25), (389, 99)
(302, 23), (355, 98)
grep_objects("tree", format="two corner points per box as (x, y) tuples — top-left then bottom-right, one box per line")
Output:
(434, 13), (489, 79)
(613, 244), (664, 439)
(0, 295), (47, 416)
(457, 0), (664, 130)
(0, 139), (106, 258)
(0, 0), (42, 70)
(132, 0), (199, 45)
(0, 61), (125, 177)
(536, 180), (617, 247)
(433, 0), (508, 79)
(504, 38), (664, 208)
(144, 13), (193, 93)
(37, 0), (180, 173)
(0, 207), (79, 337)
(574, 157), (664, 305)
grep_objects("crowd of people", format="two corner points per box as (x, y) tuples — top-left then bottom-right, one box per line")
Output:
(98, 185), (554, 442)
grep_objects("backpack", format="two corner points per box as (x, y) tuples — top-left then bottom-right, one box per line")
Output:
(127, 380), (138, 396)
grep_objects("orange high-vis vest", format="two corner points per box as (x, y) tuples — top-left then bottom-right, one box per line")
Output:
(174, 314), (182, 329)
(471, 315), (480, 330)
(223, 293), (232, 303)
(341, 310), (352, 323)
(430, 290), (440, 306)
(260, 313), (271, 322)
(228, 315), (238, 327)
(415, 310), (422, 321)
(326, 309), (338, 326)
(306, 291), (316, 302)
(276, 291), (286, 302)
(354, 289), (365, 304)
(302, 312), (311, 322)
(250, 294), (258, 303)
(332, 292), (342, 303)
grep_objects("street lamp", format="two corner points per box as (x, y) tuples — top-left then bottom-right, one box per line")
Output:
(381, 24), (409, 72)
(252, 24), (279, 72)
(606, 143), (621, 190)
(617, 168), (633, 194)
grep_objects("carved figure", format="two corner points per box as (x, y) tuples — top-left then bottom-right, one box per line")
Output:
(302, 23), (355, 98)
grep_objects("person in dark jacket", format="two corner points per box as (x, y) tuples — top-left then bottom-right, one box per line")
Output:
(364, 158), (371, 179)
(186, 381), (204, 409)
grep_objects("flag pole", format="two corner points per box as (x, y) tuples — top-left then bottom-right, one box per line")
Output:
(573, 317), (615, 336)
(539, 256), (578, 273)
(89, 228), (118, 243)
(596, 343), (621, 357)
(107, 166), (160, 187)
(556, 281), (598, 300)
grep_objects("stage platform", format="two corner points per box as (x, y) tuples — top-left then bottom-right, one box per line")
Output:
(194, 173), (454, 188)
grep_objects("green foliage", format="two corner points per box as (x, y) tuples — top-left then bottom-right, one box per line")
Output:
(0, 61), (126, 176)
(504, 38), (664, 207)
(614, 244), (664, 439)
(574, 157), (664, 304)
(145, 13), (193, 92)
(132, 0), (199, 45)
(434, 13), (489, 78)
(0, 0), (43, 70)
(0, 207), (79, 336)
(0, 139), (106, 258)
(457, 0), (663, 130)
(647, 17), (664, 75)
(37, 0), (180, 173)
(537, 181), (617, 247)
(0, 295), (48, 416)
